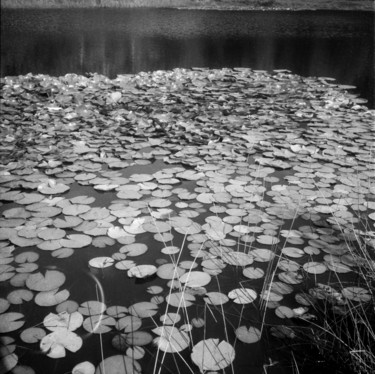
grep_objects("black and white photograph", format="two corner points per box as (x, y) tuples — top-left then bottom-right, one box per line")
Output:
(0, 1), (374, 374)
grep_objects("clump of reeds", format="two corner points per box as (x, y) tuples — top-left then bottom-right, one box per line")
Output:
(292, 227), (375, 374)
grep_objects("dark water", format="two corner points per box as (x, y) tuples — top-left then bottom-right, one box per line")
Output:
(1, 9), (374, 108)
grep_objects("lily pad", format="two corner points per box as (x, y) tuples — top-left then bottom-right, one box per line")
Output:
(127, 265), (157, 278)
(152, 326), (190, 353)
(235, 326), (261, 343)
(26, 270), (65, 292)
(95, 355), (141, 374)
(0, 312), (25, 333)
(40, 329), (82, 358)
(191, 338), (235, 371)
(128, 302), (158, 318)
(72, 361), (95, 374)
(179, 271), (211, 287)
(228, 288), (257, 304)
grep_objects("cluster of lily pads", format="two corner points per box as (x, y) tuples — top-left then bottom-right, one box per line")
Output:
(0, 68), (374, 373)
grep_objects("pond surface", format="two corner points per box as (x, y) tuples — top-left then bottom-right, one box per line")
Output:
(1, 8), (374, 107)
(0, 9), (374, 374)
(1, 66), (374, 374)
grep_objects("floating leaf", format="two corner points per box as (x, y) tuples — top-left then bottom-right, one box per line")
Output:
(119, 243), (148, 256)
(83, 315), (116, 334)
(125, 331), (153, 346)
(62, 204), (91, 216)
(153, 326), (190, 353)
(228, 288), (257, 304)
(191, 338), (235, 371)
(89, 257), (114, 269)
(40, 329), (82, 358)
(127, 265), (157, 278)
(275, 306), (295, 319)
(106, 305), (128, 318)
(72, 361), (95, 374)
(282, 247), (304, 258)
(95, 355), (141, 374)
(43, 311), (83, 331)
(7, 289), (33, 304)
(38, 182), (70, 195)
(26, 270), (65, 292)
(160, 313), (181, 325)
(20, 327), (46, 343)
(203, 292), (229, 305)
(166, 292), (196, 308)
(235, 326), (261, 343)
(0, 298), (10, 313)
(342, 287), (371, 302)
(38, 228), (66, 241)
(221, 251), (253, 266)
(35, 289), (70, 306)
(157, 263), (185, 280)
(116, 316), (142, 333)
(303, 262), (327, 274)
(128, 302), (158, 318)
(126, 346), (145, 360)
(179, 271), (211, 287)
(60, 234), (92, 248)
(79, 301), (106, 316)
(0, 312), (24, 333)
(243, 267), (264, 279)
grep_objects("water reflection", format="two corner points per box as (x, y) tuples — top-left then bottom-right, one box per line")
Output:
(1, 9), (374, 107)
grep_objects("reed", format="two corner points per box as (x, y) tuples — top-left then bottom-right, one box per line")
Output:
(285, 204), (375, 373)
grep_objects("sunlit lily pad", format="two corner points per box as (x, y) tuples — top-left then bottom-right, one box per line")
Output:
(43, 311), (83, 331)
(127, 265), (157, 278)
(191, 338), (235, 371)
(72, 361), (95, 374)
(89, 257), (115, 269)
(40, 329), (82, 358)
(228, 288), (257, 304)
(153, 326), (190, 353)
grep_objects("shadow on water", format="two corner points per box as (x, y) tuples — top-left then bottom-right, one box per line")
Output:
(1, 8), (374, 108)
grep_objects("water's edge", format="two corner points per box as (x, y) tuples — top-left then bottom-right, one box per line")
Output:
(1, 0), (374, 11)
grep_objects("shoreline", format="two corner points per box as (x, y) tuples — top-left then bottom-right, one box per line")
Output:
(1, 0), (374, 11)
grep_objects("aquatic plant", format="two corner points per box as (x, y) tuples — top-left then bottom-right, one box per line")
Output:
(0, 68), (374, 374)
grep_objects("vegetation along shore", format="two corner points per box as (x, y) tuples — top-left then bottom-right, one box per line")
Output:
(1, 0), (374, 11)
